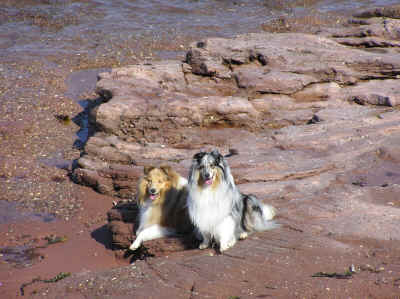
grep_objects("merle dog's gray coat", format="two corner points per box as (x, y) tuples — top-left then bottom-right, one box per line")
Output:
(187, 150), (277, 252)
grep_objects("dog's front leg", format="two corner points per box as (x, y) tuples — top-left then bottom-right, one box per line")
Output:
(195, 229), (211, 249)
(199, 234), (211, 249)
(216, 216), (237, 252)
(129, 225), (175, 251)
(129, 236), (142, 251)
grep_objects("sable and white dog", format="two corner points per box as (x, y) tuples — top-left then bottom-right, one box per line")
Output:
(187, 150), (278, 252)
(129, 165), (193, 251)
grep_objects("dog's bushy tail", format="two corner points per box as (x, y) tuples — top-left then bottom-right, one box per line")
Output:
(255, 203), (280, 231)
(244, 195), (280, 232)
(224, 148), (238, 158)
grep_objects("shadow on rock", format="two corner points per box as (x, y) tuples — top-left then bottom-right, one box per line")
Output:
(91, 224), (113, 250)
(124, 246), (155, 263)
(72, 97), (105, 151)
(124, 232), (200, 263)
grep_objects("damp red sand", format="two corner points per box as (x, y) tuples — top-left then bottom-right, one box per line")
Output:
(0, 188), (128, 299)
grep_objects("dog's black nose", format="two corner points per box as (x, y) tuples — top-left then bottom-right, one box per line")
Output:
(204, 172), (211, 179)
(149, 188), (157, 194)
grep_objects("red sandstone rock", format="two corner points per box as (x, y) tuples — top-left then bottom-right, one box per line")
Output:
(56, 6), (400, 298)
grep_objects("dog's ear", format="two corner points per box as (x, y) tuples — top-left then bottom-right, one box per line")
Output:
(211, 149), (222, 164)
(224, 148), (239, 158)
(211, 149), (221, 157)
(193, 152), (206, 162)
(160, 165), (172, 176)
(144, 166), (155, 175)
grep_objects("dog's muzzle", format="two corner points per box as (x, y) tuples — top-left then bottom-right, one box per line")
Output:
(149, 188), (159, 200)
(203, 172), (213, 185)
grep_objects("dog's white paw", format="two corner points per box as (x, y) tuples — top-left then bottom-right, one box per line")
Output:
(129, 239), (141, 251)
(199, 242), (209, 250)
(239, 232), (248, 240)
(220, 239), (236, 252)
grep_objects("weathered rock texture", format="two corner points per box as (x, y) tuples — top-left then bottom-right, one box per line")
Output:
(106, 201), (138, 249)
(61, 5), (400, 298)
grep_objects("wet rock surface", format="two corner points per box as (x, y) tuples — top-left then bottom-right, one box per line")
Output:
(39, 5), (400, 298)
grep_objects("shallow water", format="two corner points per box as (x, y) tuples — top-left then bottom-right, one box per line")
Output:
(0, 200), (56, 224)
(1, 0), (398, 65)
(0, 244), (43, 268)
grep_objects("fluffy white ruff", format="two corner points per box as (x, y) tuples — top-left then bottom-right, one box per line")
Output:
(188, 179), (239, 251)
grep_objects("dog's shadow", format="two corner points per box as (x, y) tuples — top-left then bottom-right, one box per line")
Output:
(91, 200), (138, 252)
(124, 246), (155, 263)
(90, 220), (152, 264)
(91, 224), (114, 250)
(90, 223), (147, 264)
(124, 233), (201, 264)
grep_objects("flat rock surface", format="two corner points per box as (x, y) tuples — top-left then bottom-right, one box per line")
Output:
(35, 4), (400, 298)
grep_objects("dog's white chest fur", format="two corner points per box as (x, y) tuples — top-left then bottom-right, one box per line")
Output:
(188, 185), (232, 235)
(137, 203), (153, 231)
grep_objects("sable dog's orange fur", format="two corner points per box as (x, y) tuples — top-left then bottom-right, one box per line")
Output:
(129, 165), (193, 251)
